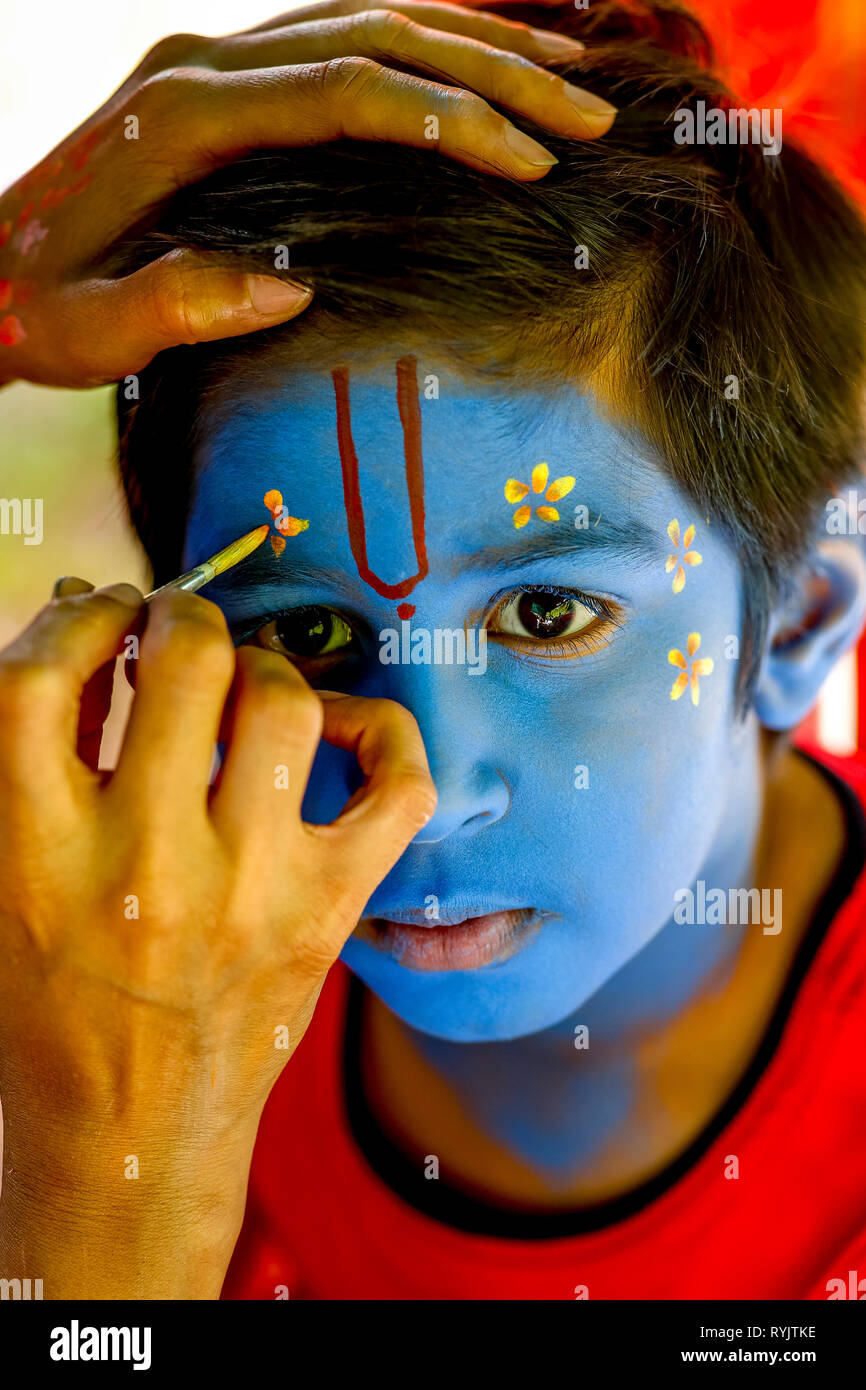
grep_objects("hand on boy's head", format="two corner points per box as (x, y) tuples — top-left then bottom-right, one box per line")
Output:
(0, 0), (612, 390)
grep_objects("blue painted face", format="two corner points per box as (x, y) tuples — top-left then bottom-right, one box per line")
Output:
(185, 356), (762, 1042)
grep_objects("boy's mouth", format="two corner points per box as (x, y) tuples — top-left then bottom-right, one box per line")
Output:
(355, 907), (544, 972)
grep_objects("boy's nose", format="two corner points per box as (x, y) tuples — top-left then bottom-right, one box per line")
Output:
(410, 762), (510, 843)
(376, 665), (510, 843)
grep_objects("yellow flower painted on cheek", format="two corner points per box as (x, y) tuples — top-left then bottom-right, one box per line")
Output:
(669, 632), (714, 706)
(665, 519), (702, 592)
(504, 463), (575, 528)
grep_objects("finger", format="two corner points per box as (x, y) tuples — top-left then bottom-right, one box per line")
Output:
(51, 575), (95, 600)
(458, 0), (572, 7)
(0, 583), (144, 802)
(123, 641), (139, 691)
(307, 692), (437, 890)
(63, 253), (312, 380)
(65, 58), (565, 275)
(109, 591), (236, 818)
(208, 12), (613, 139)
(136, 60), (559, 183)
(49, 578), (113, 770)
(77, 658), (117, 770)
(234, 2), (585, 63)
(210, 647), (324, 844)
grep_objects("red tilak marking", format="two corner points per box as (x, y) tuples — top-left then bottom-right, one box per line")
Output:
(332, 356), (428, 602)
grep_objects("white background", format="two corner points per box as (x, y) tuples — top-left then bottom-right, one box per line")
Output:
(0, 0), (300, 186)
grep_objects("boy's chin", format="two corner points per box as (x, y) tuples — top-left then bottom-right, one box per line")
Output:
(341, 938), (606, 1043)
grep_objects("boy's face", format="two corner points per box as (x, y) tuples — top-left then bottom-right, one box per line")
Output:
(185, 352), (761, 1041)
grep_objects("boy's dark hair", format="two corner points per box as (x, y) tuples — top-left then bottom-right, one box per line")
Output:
(114, 0), (866, 704)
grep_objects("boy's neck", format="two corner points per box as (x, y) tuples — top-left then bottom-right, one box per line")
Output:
(359, 746), (847, 1211)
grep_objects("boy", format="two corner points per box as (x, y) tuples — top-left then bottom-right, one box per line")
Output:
(2, 0), (865, 1299)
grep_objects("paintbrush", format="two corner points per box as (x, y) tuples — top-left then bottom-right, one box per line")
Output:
(144, 524), (271, 599)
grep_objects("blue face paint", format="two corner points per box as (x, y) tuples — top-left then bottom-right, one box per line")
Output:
(185, 360), (762, 1053)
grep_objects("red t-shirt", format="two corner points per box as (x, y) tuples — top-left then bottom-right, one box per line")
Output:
(221, 748), (866, 1300)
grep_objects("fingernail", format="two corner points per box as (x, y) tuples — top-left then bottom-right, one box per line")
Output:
(318, 689), (351, 700)
(532, 31), (585, 57)
(247, 275), (313, 316)
(563, 84), (618, 121)
(504, 125), (558, 168)
(52, 575), (93, 599)
(94, 582), (143, 607)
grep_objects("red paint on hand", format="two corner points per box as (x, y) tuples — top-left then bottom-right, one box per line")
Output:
(68, 129), (101, 171)
(0, 315), (26, 346)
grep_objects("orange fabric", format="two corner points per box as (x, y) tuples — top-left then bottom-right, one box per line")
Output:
(692, 0), (866, 199)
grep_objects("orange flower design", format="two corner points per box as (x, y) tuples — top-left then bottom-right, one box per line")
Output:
(263, 489), (308, 556)
(665, 520), (702, 593)
(669, 632), (714, 706)
(505, 463), (575, 528)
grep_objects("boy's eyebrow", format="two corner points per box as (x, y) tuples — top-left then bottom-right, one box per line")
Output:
(215, 552), (341, 597)
(214, 512), (662, 601)
(457, 514), (661, 575)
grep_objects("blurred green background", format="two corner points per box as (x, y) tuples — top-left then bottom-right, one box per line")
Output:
(0, 384), (147, 646)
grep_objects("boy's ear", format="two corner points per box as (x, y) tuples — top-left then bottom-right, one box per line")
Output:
(753, 534), (866, 731)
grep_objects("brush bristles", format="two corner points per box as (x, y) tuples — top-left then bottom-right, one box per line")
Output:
(206, 524), (271, 579)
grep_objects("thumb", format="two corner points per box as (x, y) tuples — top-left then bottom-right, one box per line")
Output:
(81, 249), (313, 373)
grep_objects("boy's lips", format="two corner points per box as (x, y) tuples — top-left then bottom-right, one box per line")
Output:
(355, 907), (545, 972)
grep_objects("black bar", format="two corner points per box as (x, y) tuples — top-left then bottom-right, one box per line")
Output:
(0, 1299), (860, 1375)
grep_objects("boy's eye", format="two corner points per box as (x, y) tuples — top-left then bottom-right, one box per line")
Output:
(494, 591), (599, 641)
(251, 606), (356, 660)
